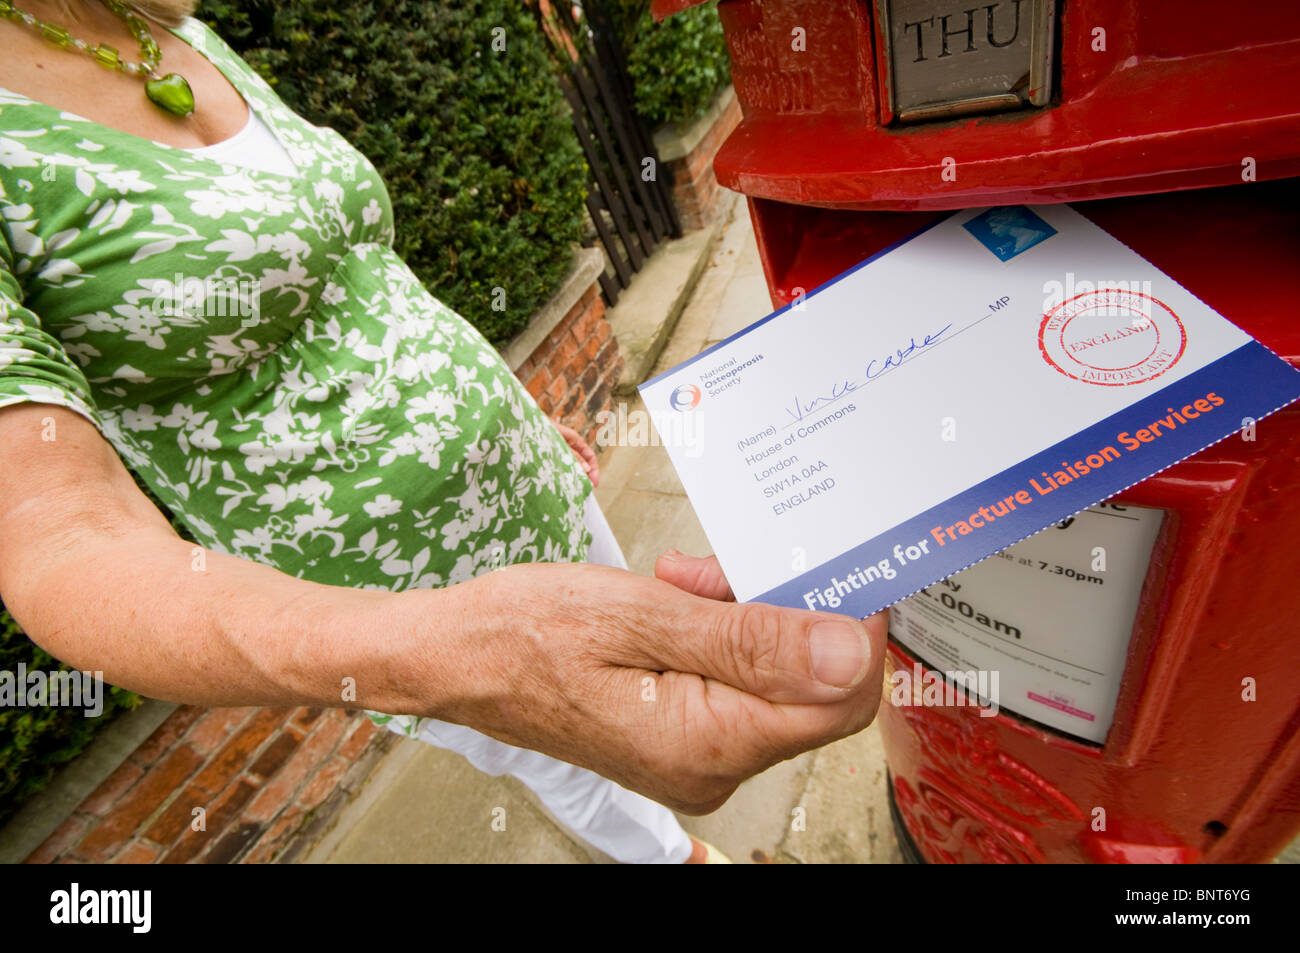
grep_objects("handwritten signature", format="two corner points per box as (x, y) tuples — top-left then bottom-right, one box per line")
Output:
(783, 323), (953, 424)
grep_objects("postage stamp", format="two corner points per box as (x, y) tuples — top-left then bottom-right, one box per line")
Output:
(962, 206), (1059, 262)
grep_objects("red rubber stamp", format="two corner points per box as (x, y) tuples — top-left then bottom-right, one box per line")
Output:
(1039, 289), (1187, 386)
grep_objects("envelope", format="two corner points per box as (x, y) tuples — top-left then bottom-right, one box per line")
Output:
(639, 204), (1300, 628)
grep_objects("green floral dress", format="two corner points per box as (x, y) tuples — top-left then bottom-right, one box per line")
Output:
(0, 18), (592, 735)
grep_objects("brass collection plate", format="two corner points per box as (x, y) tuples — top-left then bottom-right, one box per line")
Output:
(875, 0), (1057, 123)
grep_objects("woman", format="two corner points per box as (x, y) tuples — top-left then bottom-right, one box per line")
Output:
(0, 0), (886, 863)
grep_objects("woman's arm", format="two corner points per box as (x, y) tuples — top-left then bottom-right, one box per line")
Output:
(0, 403), (457, 715)
(0, 404), (887, 813)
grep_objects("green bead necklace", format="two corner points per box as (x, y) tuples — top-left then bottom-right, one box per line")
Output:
(0, 0), (195, 116)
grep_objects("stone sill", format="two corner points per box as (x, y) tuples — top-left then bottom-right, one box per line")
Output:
(653, 85), (737, 165)
(0, 698), (176, 863)
(498, 246), (608, 372)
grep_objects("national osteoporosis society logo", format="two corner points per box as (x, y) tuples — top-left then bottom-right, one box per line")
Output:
(1039, 289), (1187, 386)
(669, 383), (702, 411)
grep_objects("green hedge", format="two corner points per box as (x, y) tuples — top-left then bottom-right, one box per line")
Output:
(200, 0), (589, 346)
(609, 1), (732, 130)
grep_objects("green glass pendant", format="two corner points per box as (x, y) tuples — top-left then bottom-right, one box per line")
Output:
(144, 73), (195, 117)
(4, 0), (200, 117)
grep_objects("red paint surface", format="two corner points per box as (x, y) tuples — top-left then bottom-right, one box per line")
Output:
(655, 0), (1300, 862)
(654, 0), (1300, 209)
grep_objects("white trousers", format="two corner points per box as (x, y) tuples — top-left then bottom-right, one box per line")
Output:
(387, 494), (694, 864)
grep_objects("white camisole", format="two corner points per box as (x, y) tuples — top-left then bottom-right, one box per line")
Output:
(186, 107), (297, 176)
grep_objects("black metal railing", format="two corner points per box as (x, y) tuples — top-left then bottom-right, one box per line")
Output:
(533, 0), (682, 305)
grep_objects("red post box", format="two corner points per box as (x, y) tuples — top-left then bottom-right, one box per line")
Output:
(652, 0), (1300, 862)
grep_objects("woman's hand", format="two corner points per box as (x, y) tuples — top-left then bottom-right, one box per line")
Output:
(554, 421), (600, 488)
(2, 405), (883, 817)
(433, 551), (889, 814)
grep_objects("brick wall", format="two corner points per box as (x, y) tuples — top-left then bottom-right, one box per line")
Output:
(515, 283), (625, 446)
(664, 92), (743, 232)
(25, 706), (394, 864)
(22, 269), (622, 865)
